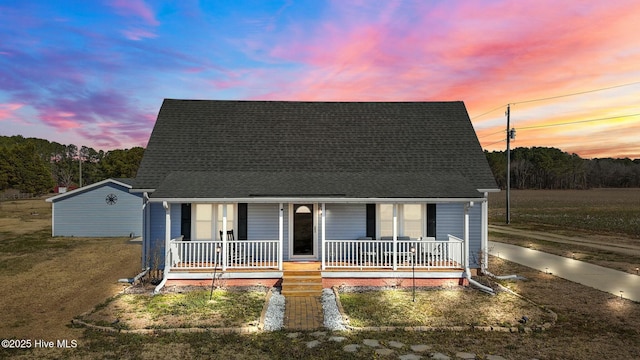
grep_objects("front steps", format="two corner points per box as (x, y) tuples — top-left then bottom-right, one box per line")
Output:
(282, 262), (323, 297)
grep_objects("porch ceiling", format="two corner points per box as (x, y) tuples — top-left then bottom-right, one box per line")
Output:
(148, 170), (484, 200)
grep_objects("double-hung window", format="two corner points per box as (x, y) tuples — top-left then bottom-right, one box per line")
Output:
(377, 204), (433, 239)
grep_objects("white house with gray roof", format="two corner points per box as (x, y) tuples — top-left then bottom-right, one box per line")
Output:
(132, 99), (499, 291)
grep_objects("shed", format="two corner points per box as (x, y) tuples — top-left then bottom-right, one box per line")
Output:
(46, 178), (142, 237)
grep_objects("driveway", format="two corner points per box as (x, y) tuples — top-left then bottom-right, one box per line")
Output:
(489, 241), (640, 302)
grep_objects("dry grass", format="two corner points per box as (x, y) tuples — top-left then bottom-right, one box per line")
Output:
(0, 198), (141, 341)
(339, 287), (554, 329)
(79, 288), (267, 330)
(3, 193), (640, 359)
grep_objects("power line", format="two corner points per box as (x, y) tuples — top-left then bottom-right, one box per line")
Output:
(484, 138), (506, 147)
(478, 129), (505, 139)
(470, 104), (506, 120)
(471, 80), (640, 120)
(517, 113), (640, 130)
(512, 81), (640, 105)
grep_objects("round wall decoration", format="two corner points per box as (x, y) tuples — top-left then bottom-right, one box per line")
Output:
(105, 193), (118, 205)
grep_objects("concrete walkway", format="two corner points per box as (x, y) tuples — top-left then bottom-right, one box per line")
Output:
(489, 241), (640, 302)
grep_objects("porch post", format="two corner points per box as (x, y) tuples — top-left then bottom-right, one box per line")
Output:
(463, 202), (470, 270)
(163, 201), (171, 271)
(393, 203), (398, 271)
(321, 203), (326, 270)
(482, 194), (488, 273)
(278, 203), (283, 271)
(222, 204), (228, 271)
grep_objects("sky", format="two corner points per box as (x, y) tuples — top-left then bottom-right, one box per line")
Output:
(1, 0), (639, 159)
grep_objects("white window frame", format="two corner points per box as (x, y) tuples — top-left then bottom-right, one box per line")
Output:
(191, 203), (238, 241)
(376, 203), (426, 239)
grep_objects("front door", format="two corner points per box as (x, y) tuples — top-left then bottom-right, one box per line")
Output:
(292, 204), (315, 258)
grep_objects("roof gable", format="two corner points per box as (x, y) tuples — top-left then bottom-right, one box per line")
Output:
(134, 100), (497, 198)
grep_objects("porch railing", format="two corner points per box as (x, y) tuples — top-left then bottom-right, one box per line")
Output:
(323, 237), (463, 270)
(168, 239), (280, 270)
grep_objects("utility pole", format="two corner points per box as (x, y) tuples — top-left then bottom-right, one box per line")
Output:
(506, 104), (511, 224)
(78, 147), (83, 188)
(505, 105), (516, 224)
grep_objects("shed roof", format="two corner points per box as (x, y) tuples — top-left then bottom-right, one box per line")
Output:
(134, 100), (498, 199)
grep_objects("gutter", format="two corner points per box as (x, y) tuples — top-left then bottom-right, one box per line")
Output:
(484, 270), (525, 281)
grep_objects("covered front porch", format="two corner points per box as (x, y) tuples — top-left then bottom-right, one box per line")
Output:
(149, 198), (488, 281)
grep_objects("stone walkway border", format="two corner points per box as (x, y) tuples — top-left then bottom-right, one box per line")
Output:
(71, 284), (556, 334)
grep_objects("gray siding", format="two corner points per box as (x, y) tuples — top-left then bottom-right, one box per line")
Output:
(52, 182), (142, 237)
(435, 202), (482, 268)
(247, 203), (279, 240)
(325, 204), (366, 240)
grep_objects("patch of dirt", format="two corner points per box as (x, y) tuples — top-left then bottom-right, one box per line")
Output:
(0, 237), (141, 339)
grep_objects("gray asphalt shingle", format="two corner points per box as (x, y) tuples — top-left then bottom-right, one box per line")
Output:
(134, 100), (497, 198)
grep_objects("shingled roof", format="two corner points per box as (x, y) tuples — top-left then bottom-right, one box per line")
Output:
(134, 99), (498, 199)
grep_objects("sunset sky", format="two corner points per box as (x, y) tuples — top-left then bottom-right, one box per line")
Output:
(1, 0), (639, 159)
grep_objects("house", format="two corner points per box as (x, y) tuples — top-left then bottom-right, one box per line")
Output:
(46, 178), (142, 237)
(132, 100), (499, 292)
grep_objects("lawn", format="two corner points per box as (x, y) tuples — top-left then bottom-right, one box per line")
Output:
(2, 193), (640, 359)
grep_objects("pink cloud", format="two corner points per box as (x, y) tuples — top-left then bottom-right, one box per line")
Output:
(108, 0), (159, 26)
(122, 27), (157, 41)
(0, 102), (23, 119)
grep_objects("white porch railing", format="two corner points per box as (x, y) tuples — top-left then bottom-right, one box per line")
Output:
(168, 239), (280, 270)
(323, 237), (463, 270)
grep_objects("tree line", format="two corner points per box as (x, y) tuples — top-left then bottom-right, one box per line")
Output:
(485, 147), (640, 189)
(2, 135), (638, 195)
(0, 135), (144, 196)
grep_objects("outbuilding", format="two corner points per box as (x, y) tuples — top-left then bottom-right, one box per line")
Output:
(46, 178), (142, 237)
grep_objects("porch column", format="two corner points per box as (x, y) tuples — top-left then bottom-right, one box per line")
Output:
(163, 201), (171, 271)
(222, 204), (228, 271)
(393, 203), (398, 271)
(278, 203), (283, 271)
(463, 202), (471, 270)
(321, 203), (326, 270)
(482, 194), (489, 272)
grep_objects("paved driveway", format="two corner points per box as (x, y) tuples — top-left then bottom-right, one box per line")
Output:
(489, 241), (640, 302)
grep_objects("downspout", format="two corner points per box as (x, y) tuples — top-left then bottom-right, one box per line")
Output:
(118, 267), (150, 284)
(464, 201), (495, 295)
(480, 193), (523, 281)
(154, 201), (171, 294)
(142, 192), (150, 271)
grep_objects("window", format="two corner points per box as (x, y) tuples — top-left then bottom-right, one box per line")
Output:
(194, 204), (212, 240)
(193, 204), (236, 241)
(403, 204), (423, 239)
(379, 204), (394, 237)
(377, 204), (428, 239)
